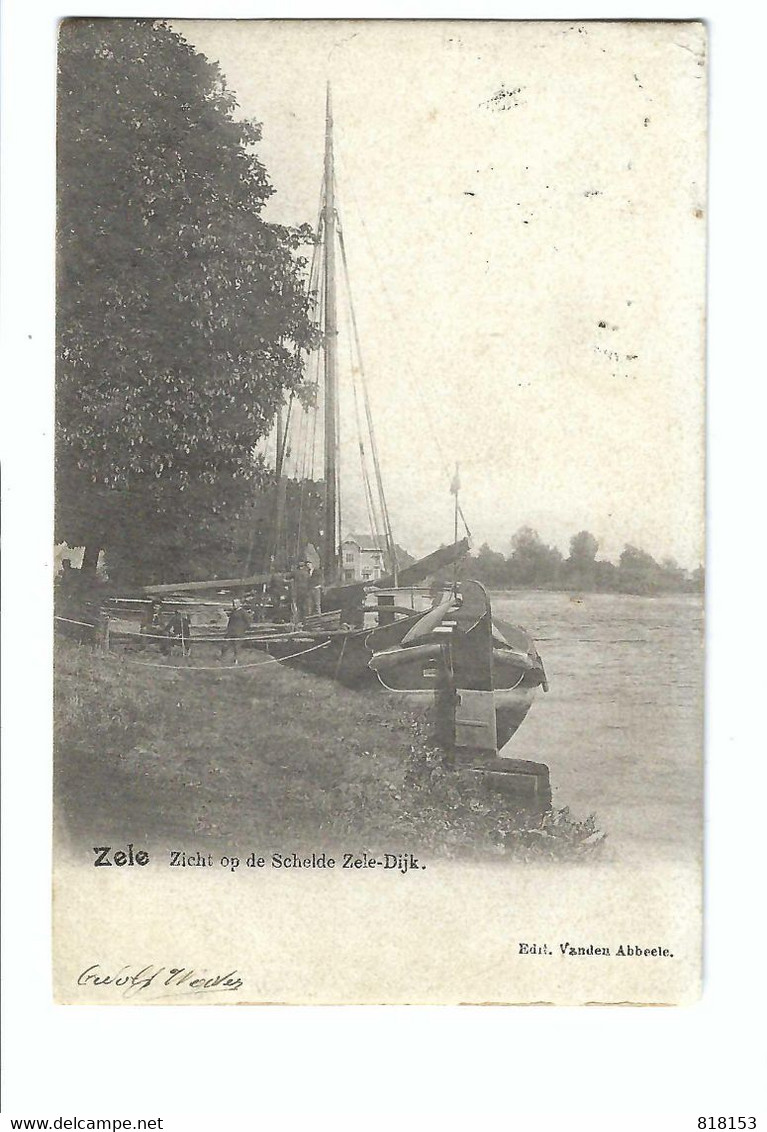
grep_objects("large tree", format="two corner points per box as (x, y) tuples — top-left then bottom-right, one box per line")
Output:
(473, 543), (510, 589)
(507, 526), (562, 588)
(568, 530), (599, 565)
(617, 544), (660, 593)
(562, 529), (599, 590)
(56, 19), (317, 583)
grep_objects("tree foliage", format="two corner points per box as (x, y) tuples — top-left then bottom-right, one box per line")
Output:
(508, 527), (562, 587)
(474, 543), (508, 588)
(56, 19), (317, 580)
(569, 530), (599, 564)
(561, 529), (600, 589)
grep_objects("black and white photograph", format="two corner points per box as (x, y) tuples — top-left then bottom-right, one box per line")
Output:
(49, 18), (706, 1005)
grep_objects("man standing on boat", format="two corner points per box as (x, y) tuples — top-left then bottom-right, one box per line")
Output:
(221, 598), (251, 665)
(165, 608), (192, 657)
(267, 572), (291, 622)
(140, 599), (168, 652)
(292, 561), (314, 623)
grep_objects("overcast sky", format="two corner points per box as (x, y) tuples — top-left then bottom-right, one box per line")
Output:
(174, 19), (706, 566)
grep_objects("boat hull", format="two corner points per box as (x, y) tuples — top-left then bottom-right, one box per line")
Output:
(247, 609), (427, 686)
(494, 684), (537, 748)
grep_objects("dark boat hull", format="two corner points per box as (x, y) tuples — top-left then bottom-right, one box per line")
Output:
(250, 611), (425, 687)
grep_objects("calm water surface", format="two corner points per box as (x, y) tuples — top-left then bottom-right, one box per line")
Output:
(492, 591), (704, 865)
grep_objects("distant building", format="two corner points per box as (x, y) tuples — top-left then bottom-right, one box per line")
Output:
(340, 534), (386, 583)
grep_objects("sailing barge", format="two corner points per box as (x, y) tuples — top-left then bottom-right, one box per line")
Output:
(97, 87), (547, 754)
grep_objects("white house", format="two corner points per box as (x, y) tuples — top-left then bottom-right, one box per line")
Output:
(340, 534), (386, 583)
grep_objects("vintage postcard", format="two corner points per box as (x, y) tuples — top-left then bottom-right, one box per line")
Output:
(52, 18), (706, 1005)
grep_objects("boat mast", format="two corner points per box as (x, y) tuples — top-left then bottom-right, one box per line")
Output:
(322, 84), (339, 584)
(272, 403), (288, 569)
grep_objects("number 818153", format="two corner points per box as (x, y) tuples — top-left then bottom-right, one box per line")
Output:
(698, 1120), (756, 1129)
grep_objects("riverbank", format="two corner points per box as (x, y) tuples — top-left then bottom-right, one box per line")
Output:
(54, 638), (603, 863)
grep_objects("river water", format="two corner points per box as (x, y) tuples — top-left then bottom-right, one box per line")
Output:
(491, 590), (704, 866)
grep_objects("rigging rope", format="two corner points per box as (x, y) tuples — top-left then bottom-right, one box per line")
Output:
(295, 241), (325, 560)
(249, 186), (326, 575)
(55, 616), (330, 645)
(334, 315), (343, 551)
(102, 637), (333, 671)
(336, 212), (399, 576)
(55, 616), (661, 647)
(335, 152), (471, 541)
(343, 283), (387, 558)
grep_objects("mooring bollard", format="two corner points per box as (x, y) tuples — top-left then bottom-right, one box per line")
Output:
(432, 642), (456, 748)
(377, 593), (395, 627)
(430, 640), (553, 814)
(461, 758), (553, 814)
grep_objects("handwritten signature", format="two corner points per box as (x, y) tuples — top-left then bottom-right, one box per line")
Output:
(77, 964), (243, 998)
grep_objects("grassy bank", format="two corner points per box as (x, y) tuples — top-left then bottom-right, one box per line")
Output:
(54, 638), (603, 862)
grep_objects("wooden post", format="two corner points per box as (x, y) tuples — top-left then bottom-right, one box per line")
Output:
(333, 634), (348, 681)
(433, 640), (456, 750)
(377, 592), (395, 626)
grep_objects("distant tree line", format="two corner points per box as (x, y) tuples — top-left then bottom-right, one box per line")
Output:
(435, 527), (704, 595)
